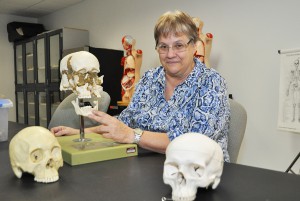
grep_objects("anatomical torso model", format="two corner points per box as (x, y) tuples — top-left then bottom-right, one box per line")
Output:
(120, 35), (143, 104)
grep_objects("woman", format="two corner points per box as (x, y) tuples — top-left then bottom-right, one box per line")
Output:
(51, 10), (230, 162)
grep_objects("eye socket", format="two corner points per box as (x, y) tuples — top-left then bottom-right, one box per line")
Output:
(164, 162), (179, 177)
(30, 149), (43, 163)
(194, 165), (205, 177)
(88, 72), (98, 77)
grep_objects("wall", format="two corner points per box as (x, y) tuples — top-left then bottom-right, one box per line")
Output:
(26, 0), (300, 171)
(0, 14), (37, 121)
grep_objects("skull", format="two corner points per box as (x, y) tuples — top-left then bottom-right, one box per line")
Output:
(9, 126), (63, 183)
(163, 133), (224, 201)
(60, 51), (103, 99)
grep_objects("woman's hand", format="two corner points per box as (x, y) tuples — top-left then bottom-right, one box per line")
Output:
(87, 110), (134, 144)
(50, 126), (79, 136)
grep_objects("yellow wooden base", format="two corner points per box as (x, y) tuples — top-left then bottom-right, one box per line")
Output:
(57, 133), (138, 166)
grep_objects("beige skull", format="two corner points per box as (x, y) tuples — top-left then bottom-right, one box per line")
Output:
(163, 133), (224, 201)
(9, 126), (63, 183)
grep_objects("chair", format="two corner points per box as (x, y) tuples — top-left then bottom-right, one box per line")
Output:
(48, 91), (111, 130)
(227, 99), (247, 163)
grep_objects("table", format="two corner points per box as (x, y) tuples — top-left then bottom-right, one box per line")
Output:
(1, 122), (300, 201)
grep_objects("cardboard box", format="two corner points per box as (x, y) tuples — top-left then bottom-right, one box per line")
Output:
(57, 133), (138, 166)
(0, 99), (13, 141)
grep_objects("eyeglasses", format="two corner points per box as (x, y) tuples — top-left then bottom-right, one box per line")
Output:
(156, 39), (193, 54)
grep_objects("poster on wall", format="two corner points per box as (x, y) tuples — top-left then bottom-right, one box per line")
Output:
(278, 48), (300, 133)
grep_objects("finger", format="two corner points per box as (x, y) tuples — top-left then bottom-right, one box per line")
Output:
(54, 127), (76, 136)
(54, 129), (69, 137)
(50, 126), (62, 134)
(102, 133), (112, 139)
(93, 125), (110, 134)
(91, 110), (106, 117)
(88, 112), (112, 125)
(88, 114), (102, 124)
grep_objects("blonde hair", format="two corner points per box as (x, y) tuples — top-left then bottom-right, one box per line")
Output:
(154, 10), (199, 46)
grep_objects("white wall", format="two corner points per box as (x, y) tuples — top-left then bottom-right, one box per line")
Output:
(1, 0), (297, 172)
(0, 14), (37, 121)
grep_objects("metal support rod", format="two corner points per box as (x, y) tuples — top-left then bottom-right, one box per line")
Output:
(73, 98), (91, 142)
(79, 114), (85, 141)
(79, 98), (85, 141)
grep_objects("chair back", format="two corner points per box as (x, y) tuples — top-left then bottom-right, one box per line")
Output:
(48, 91), (110, 129)
(228, 99), (247, 163)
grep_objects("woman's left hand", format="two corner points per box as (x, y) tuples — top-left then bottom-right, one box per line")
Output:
(88, 110), (134, 144)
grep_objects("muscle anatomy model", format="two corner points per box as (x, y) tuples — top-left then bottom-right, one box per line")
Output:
(120, 35), (143, 103)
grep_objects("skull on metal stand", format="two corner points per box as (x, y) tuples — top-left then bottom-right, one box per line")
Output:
(9, 126), (63, 183)
(163, 133), (224, 201)
(60, 51), (104, 141)
(60, 51), (103, 116)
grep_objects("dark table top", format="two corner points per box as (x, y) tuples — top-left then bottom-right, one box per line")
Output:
(1, 122), (300, 201)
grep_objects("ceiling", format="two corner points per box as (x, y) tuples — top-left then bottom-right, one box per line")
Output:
(0, 0), (85, 18)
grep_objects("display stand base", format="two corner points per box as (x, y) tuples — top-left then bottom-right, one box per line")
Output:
(117, 101), (129, 107)
(57, 133), (138, 166)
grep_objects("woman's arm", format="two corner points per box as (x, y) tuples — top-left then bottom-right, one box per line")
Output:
(137, 130), (170, 154)
(87, 110), (170, 153)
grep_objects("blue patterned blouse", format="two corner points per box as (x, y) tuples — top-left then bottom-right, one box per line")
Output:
(118, 58), (230, 162)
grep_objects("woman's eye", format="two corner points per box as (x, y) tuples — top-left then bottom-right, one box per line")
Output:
(175, 44), (184, 49)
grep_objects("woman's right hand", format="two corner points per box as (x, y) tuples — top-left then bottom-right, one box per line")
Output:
(50, 126), (79, 136)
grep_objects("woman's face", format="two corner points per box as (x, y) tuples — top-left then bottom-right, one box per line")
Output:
(157, 34), (197, 78)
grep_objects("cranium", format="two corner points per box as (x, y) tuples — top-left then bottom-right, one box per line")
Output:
(60, 51), (103, 116)
(60, 51), (103, 99)
(163, 133), (224, 201)
(9, 126), (63, 183)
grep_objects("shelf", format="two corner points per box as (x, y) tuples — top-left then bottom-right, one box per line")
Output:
(14, 27), (89, 127)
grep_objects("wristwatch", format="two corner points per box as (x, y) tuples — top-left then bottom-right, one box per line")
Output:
(133, 128), (144, 144)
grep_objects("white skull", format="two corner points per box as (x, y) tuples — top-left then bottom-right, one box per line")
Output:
(163, 133), (224, 201)
(60, 51), (104, 99)
(9, 126), (63, 183)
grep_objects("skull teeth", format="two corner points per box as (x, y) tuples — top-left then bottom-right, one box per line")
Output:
(34, 175), (59, 183)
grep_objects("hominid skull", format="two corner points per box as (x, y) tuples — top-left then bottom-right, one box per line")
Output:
(163, 133), (224, 201)
(9, 126), (63, 183)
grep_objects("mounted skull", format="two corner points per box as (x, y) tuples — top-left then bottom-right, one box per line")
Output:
(9, 126), (63, 183)
(163, 133), (224, 201)
(60, 51), (103, 116)
(60, 51), (103, 99)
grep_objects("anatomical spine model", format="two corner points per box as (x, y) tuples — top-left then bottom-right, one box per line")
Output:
(120, 35), (143, 103)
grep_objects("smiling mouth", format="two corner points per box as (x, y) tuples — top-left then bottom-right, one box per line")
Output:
(166, 60), (180, 64)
